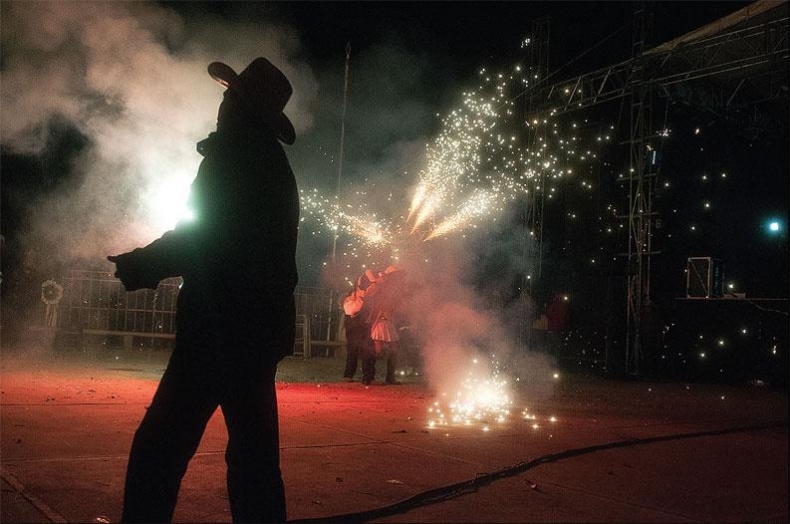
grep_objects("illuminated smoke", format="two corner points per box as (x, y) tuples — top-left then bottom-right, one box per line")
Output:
(2, 2), (565, 397)
(296, 59), (605, 414)
(298, 61), (610, 286)
(0, 0), (318, 260)
(393, 236), (556, 428)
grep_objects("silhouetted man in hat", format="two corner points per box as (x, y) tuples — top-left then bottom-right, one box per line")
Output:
(108, 57), (299, 523)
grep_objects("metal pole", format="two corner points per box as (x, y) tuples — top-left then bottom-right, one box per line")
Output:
(326, 42), (351, 341)
(625, 3), (654, 376)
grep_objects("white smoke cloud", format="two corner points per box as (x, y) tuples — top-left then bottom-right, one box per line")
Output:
(394, 234), (556, 405)
(1, 2), (557, 405)
(1, 0), (318, 259)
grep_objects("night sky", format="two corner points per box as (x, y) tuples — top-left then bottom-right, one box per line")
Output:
(1, 1), (787, 381)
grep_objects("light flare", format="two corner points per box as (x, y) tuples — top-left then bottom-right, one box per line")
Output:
(143, 171), (193, 231)
(427, 357), (514, 430)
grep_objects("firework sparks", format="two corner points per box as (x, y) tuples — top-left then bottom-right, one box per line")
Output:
(423, 190), (495, 240)
(300, 187), (402, 247)
(424, 356), (564, 433)
(299, 60), (613, 279)
(427, 357), (514, 431)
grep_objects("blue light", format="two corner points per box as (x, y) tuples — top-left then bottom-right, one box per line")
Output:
(765, 218), (786, 236)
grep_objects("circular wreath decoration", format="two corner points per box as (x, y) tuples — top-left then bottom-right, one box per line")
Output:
(41, 279), (64, 306)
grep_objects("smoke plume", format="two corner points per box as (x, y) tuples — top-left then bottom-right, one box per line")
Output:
(1, 0), (318, 260)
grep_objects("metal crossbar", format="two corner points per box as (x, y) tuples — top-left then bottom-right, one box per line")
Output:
(62, 270), (180, 335)
(57, 270), (341, 357)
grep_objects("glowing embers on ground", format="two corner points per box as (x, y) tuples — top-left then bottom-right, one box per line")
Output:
(426, 357), (561, 433)
(427, 358), (514, 432)
(521, 408), (558, 431)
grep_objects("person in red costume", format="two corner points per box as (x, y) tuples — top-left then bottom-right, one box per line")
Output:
(364, 265), (405, 385)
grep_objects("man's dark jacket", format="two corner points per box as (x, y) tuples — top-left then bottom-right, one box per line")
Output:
(114, 127), (299, 364)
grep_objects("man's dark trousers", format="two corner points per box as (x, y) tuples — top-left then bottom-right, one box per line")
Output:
(121, 329), (286, 523)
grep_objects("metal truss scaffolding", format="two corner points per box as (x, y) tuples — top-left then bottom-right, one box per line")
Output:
(625, 3), (656, 376)
(525, 16), (551, 282)
(529, 0), (788, 119)
(522, 0), (788, 376)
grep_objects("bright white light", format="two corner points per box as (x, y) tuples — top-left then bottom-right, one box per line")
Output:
(769, 221), (780, 232)
(144, 175), (193, 231)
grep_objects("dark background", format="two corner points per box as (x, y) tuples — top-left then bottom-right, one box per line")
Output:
(2, 2), (786, 385)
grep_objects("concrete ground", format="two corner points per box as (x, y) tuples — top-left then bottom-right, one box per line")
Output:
(1, 344), (787, 523)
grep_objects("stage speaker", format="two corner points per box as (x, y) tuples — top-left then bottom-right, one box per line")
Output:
(686, 257), (723, 298)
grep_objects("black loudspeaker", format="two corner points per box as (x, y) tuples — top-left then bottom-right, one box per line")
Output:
(686, 257), (724, 298)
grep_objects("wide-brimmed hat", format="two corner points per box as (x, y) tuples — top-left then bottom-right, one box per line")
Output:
(208, 57), (296, 144)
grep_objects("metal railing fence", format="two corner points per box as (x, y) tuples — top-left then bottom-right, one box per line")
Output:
(52, 270), (340, 356)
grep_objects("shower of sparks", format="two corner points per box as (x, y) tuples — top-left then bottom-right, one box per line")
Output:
(427, 357), (514, 431)
(300, 188), (398, 248)
(406, 66), (610, 240)
(423, 190), (495, 241)
(299, 61), (613, 279)
(425, 357), (563, 432)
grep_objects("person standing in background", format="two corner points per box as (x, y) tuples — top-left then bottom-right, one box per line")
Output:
(341, 276), (372, 382)
(364, 266), (405, 385)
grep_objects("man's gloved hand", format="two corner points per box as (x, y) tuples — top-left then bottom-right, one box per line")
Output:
(107, 252), (161, 291)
